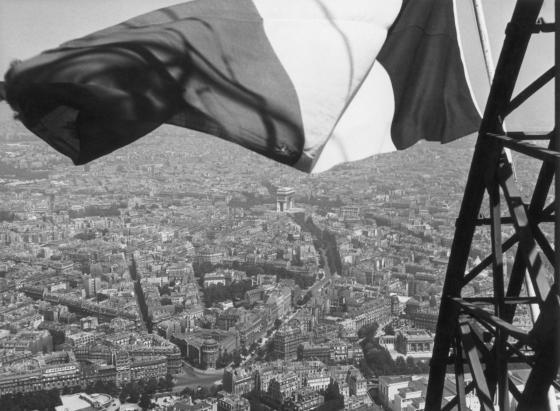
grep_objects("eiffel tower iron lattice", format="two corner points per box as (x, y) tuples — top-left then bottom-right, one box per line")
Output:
(425, 0), (560, 410)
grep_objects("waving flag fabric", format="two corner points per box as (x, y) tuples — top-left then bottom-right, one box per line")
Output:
(3, 0), (481, 173)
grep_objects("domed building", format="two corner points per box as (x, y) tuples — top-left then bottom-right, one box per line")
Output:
(201, 338), (219, 368)
(405, 298), (420, 316)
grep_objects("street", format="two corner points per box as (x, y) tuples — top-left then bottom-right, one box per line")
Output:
(172, 362), (223, 392)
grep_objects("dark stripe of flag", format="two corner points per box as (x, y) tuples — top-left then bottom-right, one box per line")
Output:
(378, 0), (481, 150)
(5, 0), (306, 168)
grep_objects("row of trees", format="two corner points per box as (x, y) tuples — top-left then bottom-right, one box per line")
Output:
(195, 268), (316, 309)
(320, 230), (343, 275)
(358, 322), (431, 377)
(68, 203), (124, 218)
(238, 263), (316, 289)
(215, 349), (243, 368)
(357, 322), (379, 340)
(293, 214), (343, 275)
(263, 264), (314, 288)
(194, 260), (317, 291)
(0, 373), (176, 411)
(0, 389), (61, 411)
(47, 328), (66, 346)
(362, 340), (430, 376)
(74, 231), (97, 241)
(118, 375), (174, 406)
(315, 381), (345, 411)
(0, 374), (175, 411)
(0, 210), (18, 222)
(129, 258), (153, 333)
(181, 383), (223, 401)
(202, 279), (255, 307)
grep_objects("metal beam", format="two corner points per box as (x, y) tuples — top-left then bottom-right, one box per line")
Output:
(426, 2), (544, 404)
(505, 67), (555, 116)
(451, 298), (533, 344)
(425, 1), (559, 409)
(488, 133), (560, 162)
(458, 321), (494, 411)
(517, 293), (560, 410)
(503, 139), (554, 323)
(454, 334), (468, 411)
(462, 297), (540, 305)
(441, 381), (475, 411)
(461, 234), (518, 287)
(498, 160), (551, 302)
(488, 174), (508, 409)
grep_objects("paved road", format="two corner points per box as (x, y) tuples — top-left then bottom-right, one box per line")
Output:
(172, 362), (223, 392)
(307, 249), (331, 297)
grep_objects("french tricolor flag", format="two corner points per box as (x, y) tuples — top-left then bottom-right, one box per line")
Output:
(3, 0), (483, 173)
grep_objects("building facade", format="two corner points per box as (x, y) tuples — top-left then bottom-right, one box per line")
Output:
(273, 325), (302, 360)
